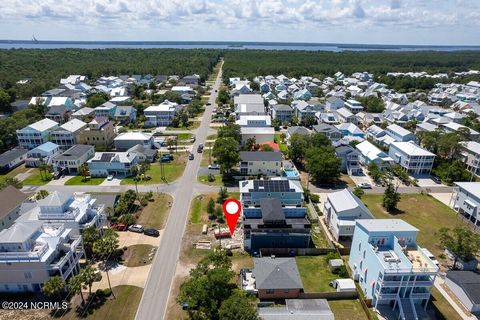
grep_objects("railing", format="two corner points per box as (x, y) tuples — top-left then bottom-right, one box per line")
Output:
(0, 243), (48, 261)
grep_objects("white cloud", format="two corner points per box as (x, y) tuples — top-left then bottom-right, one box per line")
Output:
(0, 0), (477, 44)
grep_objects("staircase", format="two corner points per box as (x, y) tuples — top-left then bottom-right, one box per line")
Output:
(398, 298), (418, 320)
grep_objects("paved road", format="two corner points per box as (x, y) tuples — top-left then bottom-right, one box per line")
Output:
(135, 62), (224, 320)
(307, 183), (453, 195)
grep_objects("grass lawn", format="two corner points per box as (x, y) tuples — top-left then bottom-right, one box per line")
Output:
(198, 175), (223, 186)
(166, 121), (200, 131)
(200, 147), (215, 166)
(0, 165), (29, 184)
(329, 300), (369, 320)
(122, 244), (156, 267)
(429, 287), (463, 320)
(64, 176), (105, 185)
(121, 155), (186, 185)
(74, 285), (143, 320)
(274, 133), (288, 153)
(22, 169), (52, 186)
(340, 174), (356, 187)
(176, 133), (193, 140)
(190, 195), (209, 224)
(136, 193), (173, 229)
(206, 134), (217, 140)
(296, 256), (337, 293)
(361, 194), (464, 258)
(310, 224), (330, 248)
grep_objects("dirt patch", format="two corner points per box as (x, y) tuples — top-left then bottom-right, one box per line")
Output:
(122, 244), (157, 267)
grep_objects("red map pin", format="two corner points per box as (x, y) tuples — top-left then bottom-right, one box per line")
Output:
(223, 198), (242, 235)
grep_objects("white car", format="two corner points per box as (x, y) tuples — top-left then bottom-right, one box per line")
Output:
(358, 182), (372, 189)
(107, 175), (114, 181)
(208, 164), (220, 170)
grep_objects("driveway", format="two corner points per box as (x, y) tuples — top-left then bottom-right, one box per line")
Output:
(46, 175), (73, 186)
(430, 193), (455, 207)
(416, 177), (444, 188)
(349, 172), (374, 186)
(99, 178), (122, 186)
(116, 230), (163, 247)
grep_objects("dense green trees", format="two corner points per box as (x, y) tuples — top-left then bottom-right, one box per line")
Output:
(0, 49), (221, 98)
(222, 50), (480, 81)
(356, 96), (385, 113)
(86, 92), (109, 108)
(438, 227), (480, 269)
(178, 251), (258, 320)
(212, 137), (241, 174)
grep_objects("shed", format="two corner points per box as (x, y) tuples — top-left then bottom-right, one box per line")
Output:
(331, 279), (356, 292)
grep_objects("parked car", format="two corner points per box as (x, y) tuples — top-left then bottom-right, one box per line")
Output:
(107, 175), (114, 181)
(208, 163), (220, 170)
(111, 223), (128, 231)
(431, 176), (441, 184)
(358, 182), (372, 189)
(53, 171), (63, 180)
(160, 156), (172, 163)
(144, 228), (160, 237)
(190, 136), (196, 143)
(189, 153), (194, 160)
(197, 144), (204, 153)
(206, 102), (211, 106)
(128, 224), (144, 233)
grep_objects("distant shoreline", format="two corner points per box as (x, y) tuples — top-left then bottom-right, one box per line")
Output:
(1, 40), (479, 52)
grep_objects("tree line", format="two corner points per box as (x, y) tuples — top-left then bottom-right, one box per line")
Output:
(0, 49), (221, 98)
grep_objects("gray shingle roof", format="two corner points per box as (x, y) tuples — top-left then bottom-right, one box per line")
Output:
(0, 221), (43, 243)
(287, 126), (311, 136)
(0, 147), (27, 167)
(0, 186), (30, 219)
(240, 151), (282, 162)
(253, 257), (303, 290)
(446, 271), (480, 304)
(273, 104), (292, 111)
(53, 145), (94, 161)
(259, 198), (285, 221)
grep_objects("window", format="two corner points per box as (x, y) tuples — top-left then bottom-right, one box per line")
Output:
(266, 289), (274, 294)
(363, 250), (366, 259)
(358, 242), (361, 251)
(24, 272), (32, 279)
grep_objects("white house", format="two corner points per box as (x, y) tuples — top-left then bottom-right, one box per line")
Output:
(50, 119), (87, 151)
(388, 141), (435, 175)
(16, 118), (59, 150)
(144, 100), (180, 127)
(324, 189), (374, 241)
(114, 131), (154, 151)
(344, 99), (364, 114)
(239, 151), (283, 176)
(0, 221), (84, 292)
(236, 115), (272, 127)
(356, 141), (393, 170)
(336, 107), (358, 124)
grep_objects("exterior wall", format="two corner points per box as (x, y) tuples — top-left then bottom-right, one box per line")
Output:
(0, 205), (22, 231)
(453, 187), (480, 227)
(114, 139), (153, 151)
(385, 128), (415, 143)
(272, 109), (292, 123)
(50, 129), (85, 151)
(257, 288), (301, 300)
(246, 233), (310, 251)
(241, 192), (303, 206)
(240, 160), (281, 176)
(79, 126), (115, 148)
(388, 145), (434, 175)
(52, 147), (95, 174)
(444, 278), (478, 312)
(1, 154), (27, 171)
(143, 110), (177, 126)
(17, 126), (59, 150)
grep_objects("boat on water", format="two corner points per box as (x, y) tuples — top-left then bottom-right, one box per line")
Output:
(228, 44), (243, 48)
(32, 35), (38, 42)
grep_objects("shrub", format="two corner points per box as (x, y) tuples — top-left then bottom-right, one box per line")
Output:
(207, 173), (216, 182)
(325, 251), (341, 262)
(310, 193), (320, 203)
(102, 288), (112, 297)
(335, 265), (349, 278)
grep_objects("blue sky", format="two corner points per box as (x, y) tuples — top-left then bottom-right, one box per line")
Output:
(0, 0), (478, 45)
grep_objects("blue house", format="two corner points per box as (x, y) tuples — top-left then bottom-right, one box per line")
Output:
(239, 179), (304, 206)
(349, 219), (438, 319)
(335, 123), (365, 138)
(94, 102), (117, 119)
(260, 82), (270, 93)
(242, 198), (310, 252)
(293, 89), (312, 101)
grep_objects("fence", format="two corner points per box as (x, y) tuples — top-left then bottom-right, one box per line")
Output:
(259, 247), (336, 257)
(298, 291), (358, 300)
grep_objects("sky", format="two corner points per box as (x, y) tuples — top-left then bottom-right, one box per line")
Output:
(0, 0), (478, 45)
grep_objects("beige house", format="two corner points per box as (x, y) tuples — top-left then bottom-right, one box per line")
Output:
(79, 117), (116, 149)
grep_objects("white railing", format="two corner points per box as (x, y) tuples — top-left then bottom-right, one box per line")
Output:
(0, 243), (48, 261)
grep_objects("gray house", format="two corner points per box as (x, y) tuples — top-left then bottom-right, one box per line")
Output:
(52, 145), (95, 174)
(252, 257), (304, 299)
(335, 145), (362, 175)
(0, 147), (28, 173)
(312, 123), (343, 142)
(451, 182), (480, 228)
(445, 271), (480, 314)
(271, 104), (293, 123)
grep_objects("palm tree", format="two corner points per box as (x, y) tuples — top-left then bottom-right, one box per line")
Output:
(36, 189), (49, 200)
(79, 163), (90, 182)
(93, 232), (119, 298)
(80, 265), (102, 297)
(43, 276), (65, 299)
(68, 274), (85, 306)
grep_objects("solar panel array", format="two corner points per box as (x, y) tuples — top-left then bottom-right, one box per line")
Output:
(92, 153), (116, 162)
(251, 180), (294, 192)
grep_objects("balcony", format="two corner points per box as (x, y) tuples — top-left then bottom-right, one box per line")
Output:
(0, 243), (49, 261)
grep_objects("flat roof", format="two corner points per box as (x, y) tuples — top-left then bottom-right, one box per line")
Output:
(357, 219), (418, 233)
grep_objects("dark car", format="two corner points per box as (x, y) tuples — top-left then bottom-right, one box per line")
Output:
(189, 153), (194, 160)
(144, 228), (160, 237)
(431, 176), (441, 184)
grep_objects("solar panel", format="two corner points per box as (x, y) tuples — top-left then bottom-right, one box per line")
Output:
(100, 153), (115, 162)
(251, 180), (293, 192)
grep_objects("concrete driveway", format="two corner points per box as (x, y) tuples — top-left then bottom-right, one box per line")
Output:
(416, 177), (444, 188)
(46, 175), (74, 186)
(99, 178), (121, 186)
(349, 172), (374, 186)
